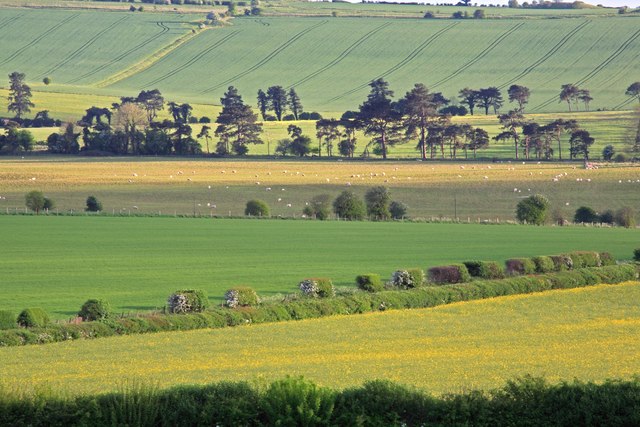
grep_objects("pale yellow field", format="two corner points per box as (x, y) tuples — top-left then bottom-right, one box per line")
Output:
(1, 282), (639, 395)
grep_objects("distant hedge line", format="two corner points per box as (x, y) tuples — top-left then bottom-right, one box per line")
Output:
(1, 375), (639, 426)
(0, 264), (636, 347)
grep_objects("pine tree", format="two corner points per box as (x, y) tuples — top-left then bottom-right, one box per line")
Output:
(7, 72), (34, 119)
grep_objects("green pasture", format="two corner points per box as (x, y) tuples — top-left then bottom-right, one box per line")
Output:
(1, 282), (639, 394)
(0, 8), (638, 114)
(0, 215), (638, 319)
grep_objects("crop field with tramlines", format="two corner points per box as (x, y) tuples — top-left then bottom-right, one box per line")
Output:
(1, 282), (639, 395)
(1, 214), (639, 318)
(0, 8), (638, 114)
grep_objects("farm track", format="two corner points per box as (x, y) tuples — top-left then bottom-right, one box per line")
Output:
(533, 27), (640, 111)
(38, 15), (130, 79)
(287, 21), (392, 89)
(0, 12), (23, 31)
(0, 13), (77, 67)
(143, 29), (241, 87)
(430, 23), (525, 90)
(67, 22), (170, 85)
(201, 20), (328, 94)
(497, 20), (590, 90)
(328, 22), (459, 102)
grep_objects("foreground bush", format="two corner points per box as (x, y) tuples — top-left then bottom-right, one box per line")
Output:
(17, 308), (49, 328)
(635, 248), (640, 262)
(1, 376), (640, 426)
(167, 289), (209, 314)
(599, 252), (616, 266)
(78, 299), (111, 321)
(568, 251), (601, 268)
(355, 274), (383, 292)
(0, 311), (16, 330)
(224, 287), (259, 308)
(463, 260), (505, 279)
(428, 264), (471, 284)
(505, 258), (536, 276)
(532, 256), (555, 273)
(550, 254), (573, 271)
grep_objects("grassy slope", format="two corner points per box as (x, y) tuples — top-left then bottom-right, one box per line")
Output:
(0, 8), (638, 114)
(1, 158), (639, 218)
(1, 282), (638, 394)
(0, 215), (639, 318)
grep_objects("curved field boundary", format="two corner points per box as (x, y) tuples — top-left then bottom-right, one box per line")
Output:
(0, 13), (77, 67)
(201, 20), (329, 94)
(38, 15), (130, 79)
(96, 26), (207, 88)
(143, 29), (241, 88)
(66, 21), (170, 85)
(431, 22), (525, 90)
(533, 27), (640, 111)
(497, 20), (590, 90)
(287, 21), (392, 89)
(328, 22), (459, 103)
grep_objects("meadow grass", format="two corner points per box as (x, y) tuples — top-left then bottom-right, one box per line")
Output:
(1, 282), (638, 394)
(0, 157), (638, 218)
(0, 215), (639, 318)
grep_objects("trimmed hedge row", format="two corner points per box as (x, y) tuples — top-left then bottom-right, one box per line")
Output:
(1, 375), (639, 426)
(0, 264), (636, 347)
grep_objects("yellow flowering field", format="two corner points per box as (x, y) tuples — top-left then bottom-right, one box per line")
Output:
(1, 282), (639, 395)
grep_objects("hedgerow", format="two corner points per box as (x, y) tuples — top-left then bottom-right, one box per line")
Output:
(1, 376), (639, 426)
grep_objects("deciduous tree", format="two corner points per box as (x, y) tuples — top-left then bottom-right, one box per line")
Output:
(507, 84), (530, 112)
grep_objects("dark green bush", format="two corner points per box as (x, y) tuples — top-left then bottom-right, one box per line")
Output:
(223, 287), (259, 308)
(428, 264), (471, 284)
(244, 199), (270, 217)
(532, 256), (555, 273)
(407, 268), (425, 287)
(167, 289), (209, 314)
(356, 274), (383, 292)
(505, 258), (536, 275)
(634, 248), (640, 262)
(549, 254), (573, 271)
(17, 308), (50, 328)
(599, 252), (616, 266)
(0, 311), (16, 330)
(260, 377), (335, 426)
(463, 261), (505, 279)
(78, 299), (111, 321)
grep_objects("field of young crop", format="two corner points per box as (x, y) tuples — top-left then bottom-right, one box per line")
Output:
(0, 8), (638, 114)
(1, 215), (639, 319)
(1, 158), (638, 218)
(1, 282), (638, 394)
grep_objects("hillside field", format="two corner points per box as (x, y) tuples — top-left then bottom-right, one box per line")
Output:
(1, 282), (639, 394)
(1, 215), (639, 318)
(0, 8), (638, 114)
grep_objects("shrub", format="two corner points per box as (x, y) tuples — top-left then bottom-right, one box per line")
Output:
(78, 299), (111, 321)
(167, 289), (209, 314)
(574, 206), (599, 223)
(17, 308), (50, 328)
(614, 153), (628, 162)
(407, 268), (425, 287)
(356, 274), (383, 292)
(299, 278), (335, 298)
(428, 264), (471, 284)
(599, 252), (616, 266)
(0, 311), (16, 330)
(599, 210), (615, 224)
(85, 195), (103, 212)
(516, 194), (550, 225)
(224, 287), (259, 308)
(302, 194), (332, 220)
(260, 377), (335, 426)
(505, 258), (536, 275)
(532, 256), (555, 273)
(389, 200), (408, 219)
(549, 254), (573, 271)
(365, 186), (391, 220)
(245, 199), (269, 217)
(615, 207), (636, 228)
(333, 191), (366, 220)
(25, 190), (45, 214)
(634, 249), (640, 262)
(568, 251), (601, 268)
(390, 270), (416, 289)
(463, 261), (505, 279)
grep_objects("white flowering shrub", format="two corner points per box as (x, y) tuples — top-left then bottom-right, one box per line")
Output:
(167, 289), (209, 314)
(391, 270), (414, 289)
(299, 279), (319, 297)
(224, 287), (259, 308)
(299, 278), (335, 298)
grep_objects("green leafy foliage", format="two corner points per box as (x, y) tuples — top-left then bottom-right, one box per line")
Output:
(463, 260), (505, 279)
(532, 256), (555, 273)
(85, 196), (103, 212)
(0, 311), (16, 330)
(505, 258), (536, 275)
(516, 194), (550, 225)
(167, 289), (209, 314)
(355, 274), (383, 292)
(333, 191), (366, 220)
(223, 287), (259, 308)
(78, 299), (111, 321)
(17, 308), (50, 328)
(244, 199), (270, 217)
(260, 377), (335, 426)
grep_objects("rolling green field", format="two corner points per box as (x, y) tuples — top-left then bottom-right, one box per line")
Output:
(1, 215), (638, 318)
(0, 8), (638, 114)
(1, 282), (638, 394)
